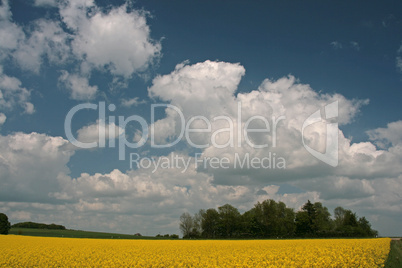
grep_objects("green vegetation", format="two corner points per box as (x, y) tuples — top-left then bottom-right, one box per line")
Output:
(385, 239), (402, 268)
(9, 227), (156, 239)
(155, 234), (179, 239)
(180, 199), (378, 239)
(12, 221), (66, 230)
(0, 213), (11, 235)
(6, 217), (179, 239)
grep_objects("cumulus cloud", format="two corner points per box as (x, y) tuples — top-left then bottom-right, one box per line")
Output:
(76, 120), (124, 144)
(0, 112), (5, 125)
(0, 67), (34, 114)
(0, 0), (25, 59)
(13, 19), (71, 73)
(367, 120), (402, 148)
(0, 0), (71, 73)
(60, 0), (161, 78)
(0, 132), (74, 203)
(148, 60), (371, 180)
(58, 71), (98, 100)
(47, 153), (320, 233)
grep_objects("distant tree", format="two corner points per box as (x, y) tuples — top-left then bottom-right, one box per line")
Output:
(277, 202), (295, 237)
(358, 217), (377, 237)
(0, 213), (11, 235)
(313, 202), (333, 235)
(295, 200), (318, 236)
(295, 211), (311, 236)
(253, 200), (295, 237)
(12, 222), (66, 230)
(191, 211), (202, 238)
(200, 208), (220, 238)
(179, 212), (194, 238)
(217, 204), (241, 238)
(334, 206), (346, 229)
(240, 208), (263, 238)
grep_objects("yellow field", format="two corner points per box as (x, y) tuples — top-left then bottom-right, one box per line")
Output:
(0, 235), (390, 267)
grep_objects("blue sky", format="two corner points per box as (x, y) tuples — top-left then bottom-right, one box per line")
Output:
(0, 0), (402, 236)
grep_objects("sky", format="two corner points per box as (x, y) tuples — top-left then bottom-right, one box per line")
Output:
(0, 0), (402, 236)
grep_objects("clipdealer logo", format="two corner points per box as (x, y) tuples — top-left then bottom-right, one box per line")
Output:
(64, 100), (339, 170)
(302, 101), (338, 167)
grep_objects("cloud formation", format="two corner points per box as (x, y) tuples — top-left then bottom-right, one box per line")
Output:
(1, 60), (401, 236)
(0, 67), (34, 114)
(58, 71), (98, 100)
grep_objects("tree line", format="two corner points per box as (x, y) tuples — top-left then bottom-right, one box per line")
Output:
(11, 221), (66, 230)
(179, 200), (378, 239)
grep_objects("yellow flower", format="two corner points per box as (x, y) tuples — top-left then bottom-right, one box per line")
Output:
(0, 236), (390, 267)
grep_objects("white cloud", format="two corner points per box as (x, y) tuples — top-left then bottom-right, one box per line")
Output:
(76, 120), (124, 144)
(291, 176), (375, 200)
(13, 19), (71, 73)
(63, 1), (161, 78)
(0, 0), (25, 57)
(121, 97), (146, 107)
(330, 41), (342, 50)
(148, 60), (369, 177)
(58, 0), (95, 31)
(0, 132), (74, 203)
(0, 67), (34, 114)
(0, 112), (5, 125)
(47, 153), (319, 233)
(0, 0), (71, 73)
(58, 71), (98, 100)
(367, 120), (402, 148)
(33, 0), (58, 7)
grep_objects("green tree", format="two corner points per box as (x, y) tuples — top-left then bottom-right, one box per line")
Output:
(277, 202), (295, 237)
(296, 200), (317, 236)
(218, 204), (241, 238)
(358, 216), (377, 237)
(200, 208), (220, 238)
(313, 202), (333, 235)
(0, 213), (11, 235)
(295, 211), (311, 236)
(241, 208), (263, 237)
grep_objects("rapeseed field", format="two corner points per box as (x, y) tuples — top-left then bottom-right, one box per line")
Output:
(0, 235), (390, 267)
